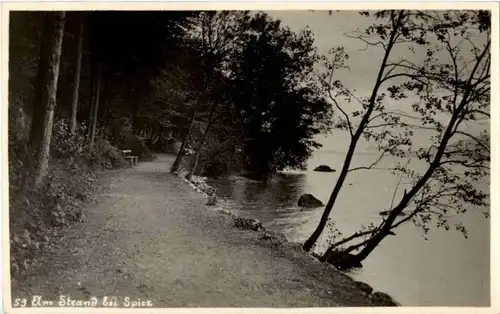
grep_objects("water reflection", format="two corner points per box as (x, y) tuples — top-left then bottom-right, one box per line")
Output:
(207, 172), (308, 224)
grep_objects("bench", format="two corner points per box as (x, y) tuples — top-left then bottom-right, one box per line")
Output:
(121, 149), (138, 166)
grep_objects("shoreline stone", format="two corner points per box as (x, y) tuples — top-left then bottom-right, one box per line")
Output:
(313, 165), (336, 172)
(298, 193), (324, 208)
(234, 217), (265, 232)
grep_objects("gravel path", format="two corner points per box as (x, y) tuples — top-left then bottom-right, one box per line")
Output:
(11, 154), (376, 307)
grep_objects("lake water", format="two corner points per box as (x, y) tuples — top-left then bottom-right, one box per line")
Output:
(206, 149), (490, 306)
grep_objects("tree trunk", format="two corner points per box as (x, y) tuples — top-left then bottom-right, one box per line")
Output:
(186, 103), (217, 180)
(69, 18), (84, 134)
(302, 133), (363, 252)
(302, 12), (404, 252)
(322, 105), (466, 268)
(89, 63), (102, 146)
(351, 230), (389, 264)
(87, 67), (95, 139)
(170, 106), (197, 173)
(27, 11), (66, 189)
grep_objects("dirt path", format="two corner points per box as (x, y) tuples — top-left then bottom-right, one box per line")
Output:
(11, 154), (376, 307)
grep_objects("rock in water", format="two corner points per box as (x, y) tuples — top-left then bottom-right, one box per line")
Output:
(379, 210), (407, 217)
(298, 194), (324, 208)
(313, 165), (336, 172)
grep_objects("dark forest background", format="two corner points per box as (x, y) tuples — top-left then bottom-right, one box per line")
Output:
(8, 11), (333, 274)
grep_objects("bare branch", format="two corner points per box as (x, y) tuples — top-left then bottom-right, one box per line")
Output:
(469, 109), (490, 118)
(342, 32), (388, 50)
(348, 148), (390, 173)
(389, 158), (411, 209)
(328, 228), (378, 252)
(454, 130), (490, 151)
(439, 159), (489, 170)
(316, 72), (354, 137)
(383, 58), (417, 81)
(368, 109), (421, 124)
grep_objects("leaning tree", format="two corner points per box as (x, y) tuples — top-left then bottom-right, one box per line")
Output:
(304, 10), (490, 269)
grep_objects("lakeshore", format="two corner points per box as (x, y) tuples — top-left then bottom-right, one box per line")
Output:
(10, 154), (398, 307)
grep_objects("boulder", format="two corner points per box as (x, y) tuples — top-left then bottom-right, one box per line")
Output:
(298, 194), (324, 208)
(354, 281), (374, 295)
(370, 291), (400, 306)
(379, 210), (407, 217)
(234, 217), (265, 232)
(206, 194), (217, 206)
(313, 165), (336, 172)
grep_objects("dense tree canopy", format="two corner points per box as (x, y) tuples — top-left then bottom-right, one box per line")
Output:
(9, 10), (334, 189)
(230, 13), (332, 177)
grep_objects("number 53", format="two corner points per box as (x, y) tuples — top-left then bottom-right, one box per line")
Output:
(13, 298), (27, 307)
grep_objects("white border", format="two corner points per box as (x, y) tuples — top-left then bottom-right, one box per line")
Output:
(1, 2), (498, 314)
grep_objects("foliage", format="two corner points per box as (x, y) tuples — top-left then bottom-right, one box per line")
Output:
(8, 10), (194, 277)
(196, 129), (246, 177)
(113, 127), (154, 162)
(9, 118), (128, 275)
(146, 46), (205, 145)
(306, 10), (490, 265)
(229, 12), (333, 177)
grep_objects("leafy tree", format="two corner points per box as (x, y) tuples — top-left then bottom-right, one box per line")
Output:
(304, 10), (490, 269)
(230, 12), (332, 178)
(147, 45), (206, 151)
(170, 11), (250, 176)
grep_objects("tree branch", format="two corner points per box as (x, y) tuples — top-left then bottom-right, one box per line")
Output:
(317, 70), (354, 137)
(348, 148), (390, 173)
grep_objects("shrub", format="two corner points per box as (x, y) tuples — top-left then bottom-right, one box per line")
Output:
(113, 128), (155, 161)
(197, 135), (245, 177)
(9, 118), (128, 275)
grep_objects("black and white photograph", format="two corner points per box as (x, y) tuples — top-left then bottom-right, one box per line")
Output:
(2, 2), (496, 311)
